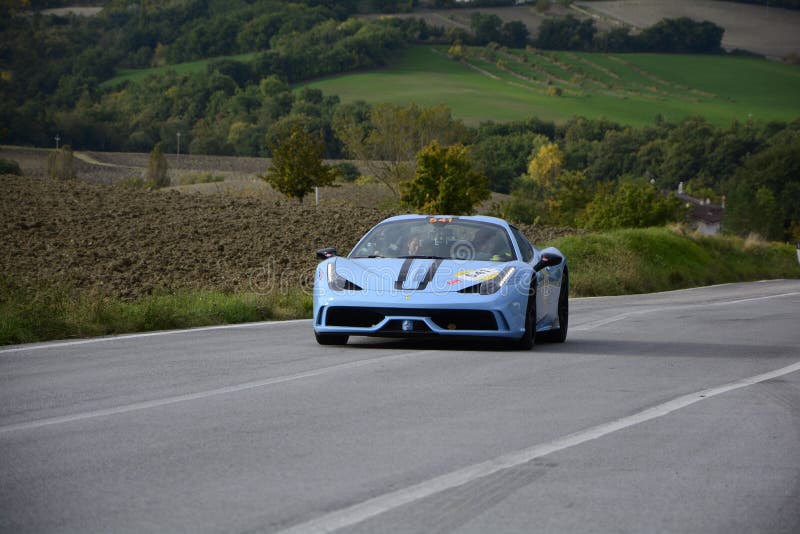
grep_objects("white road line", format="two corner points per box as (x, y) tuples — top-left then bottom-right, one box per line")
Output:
(0, 350), (434, 434)
(0, 319), (312, 354)
(277, 359), (800, 534)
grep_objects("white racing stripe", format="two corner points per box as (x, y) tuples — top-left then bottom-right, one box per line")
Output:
(277, 359), (800, 534)
(0, 350), (435, 434)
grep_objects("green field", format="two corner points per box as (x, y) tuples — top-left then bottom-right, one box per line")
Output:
(102, 52), (260, 88)
(305, 46), (800, 126)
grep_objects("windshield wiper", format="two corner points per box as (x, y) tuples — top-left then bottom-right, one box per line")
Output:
(397, 255), (448, 259)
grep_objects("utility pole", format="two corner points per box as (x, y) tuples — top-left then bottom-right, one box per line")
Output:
(176, 131), (181, 159)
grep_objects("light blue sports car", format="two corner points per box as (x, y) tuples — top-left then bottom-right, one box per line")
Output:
(313, 214), (568, 349)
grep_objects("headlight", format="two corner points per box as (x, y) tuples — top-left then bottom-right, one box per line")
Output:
(327, 262), (362, 291)
(479, 266), (516, 295)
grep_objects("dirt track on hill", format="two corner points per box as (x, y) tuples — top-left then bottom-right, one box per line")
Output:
(1, 175), (578, 299)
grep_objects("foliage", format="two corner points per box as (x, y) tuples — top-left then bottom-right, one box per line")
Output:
(723, 128), (800, 241)
(581, 178), (684, 230)
(334, 161), (361, 182)
(467, 12), (531, 48)
(506, 143), (591, 226)
(46, 145), (76, 180)
(401, 141), (490, 215)
(535, 16), (597, 51)
(262, 124), (338, 203)
(145, 143), (169, 188)
(174, 172), (225, 186)
(527, 142), (564, 189)
(0, 158), (22, 175)
(471, 131), (549, 193)
(535, 16), (724, 53)
(0, 279), (312, 346)
(333, 102), (471, 195)
(636, 17), (724, 54)
(552, 226), (800, 297)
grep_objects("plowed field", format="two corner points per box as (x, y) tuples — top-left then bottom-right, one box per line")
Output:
(1, 173), (577, 299)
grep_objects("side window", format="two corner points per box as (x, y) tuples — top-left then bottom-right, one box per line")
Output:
(510, 226), (534, 263)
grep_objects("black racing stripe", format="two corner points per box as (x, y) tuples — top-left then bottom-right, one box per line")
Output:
(417, 258), (444, 290)
(395, 258), (415, 290)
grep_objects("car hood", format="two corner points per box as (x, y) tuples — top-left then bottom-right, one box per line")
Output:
(334, 257), (511, 292)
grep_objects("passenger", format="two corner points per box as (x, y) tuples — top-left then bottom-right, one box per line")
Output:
(473, 228), (510, 261)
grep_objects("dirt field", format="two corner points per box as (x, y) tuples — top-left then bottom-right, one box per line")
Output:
(1, 151), (575, 299)
(0, 173), (397, 298)
(575, 0), (800, 58)
(39, 7), (103, 17)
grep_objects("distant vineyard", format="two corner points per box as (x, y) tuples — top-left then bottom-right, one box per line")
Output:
(306, 45), (800, 126)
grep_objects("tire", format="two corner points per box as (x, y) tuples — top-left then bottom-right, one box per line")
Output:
(315, 332), (349, 346)
(540, 267), (569, 343)
(514, 280), (536, 350)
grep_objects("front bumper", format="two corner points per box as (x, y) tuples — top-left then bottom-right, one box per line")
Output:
(313, 288), (526, 339)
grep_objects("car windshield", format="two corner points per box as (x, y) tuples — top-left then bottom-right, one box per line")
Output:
(350, 218), (516, 261)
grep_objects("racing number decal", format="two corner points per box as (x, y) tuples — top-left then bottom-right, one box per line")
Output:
(448, 267), (500, 285)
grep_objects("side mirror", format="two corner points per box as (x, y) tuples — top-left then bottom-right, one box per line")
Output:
(316, 248), (337, 260)
(533, 252), (562, 272)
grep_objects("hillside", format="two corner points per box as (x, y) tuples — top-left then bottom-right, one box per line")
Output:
(305, 45), (800, 126)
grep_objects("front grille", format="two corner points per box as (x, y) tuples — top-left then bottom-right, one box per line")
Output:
(326, 307), (384, 328)
(429, 310), (497, 330)
(325, 306), (497, 331)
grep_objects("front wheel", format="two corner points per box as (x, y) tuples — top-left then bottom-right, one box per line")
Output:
(540, 267), (568, 343)
(315, 332), (349, 346)
(514, 284), (536, 350)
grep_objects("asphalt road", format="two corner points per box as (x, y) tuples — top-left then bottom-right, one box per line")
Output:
(1, 280), (799, 533)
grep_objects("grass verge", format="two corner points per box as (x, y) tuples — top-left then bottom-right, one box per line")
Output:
(2, 227), (797, 346)
(0, 283), (312, 346)
(550, 226), (799, 296)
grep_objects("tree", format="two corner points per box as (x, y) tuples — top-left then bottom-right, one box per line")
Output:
(543, 170), (594, 227)
(47, 145), (76, 180)
(333, 102), (470, 196)
(470, 13), (502, 45)
(527, 142), (564, 189)
(581, 178), (682, 230)
(145, 142), (169, 189)
(500, 21), (529, 48)
(723, 129), (800, 241)
(401, 142), (490, 215)
(471, 132), (549, 193)
(262, 125), (338, 203)
(535, 16), (597, 51)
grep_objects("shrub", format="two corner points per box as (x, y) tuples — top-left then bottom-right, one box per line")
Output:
(334, 162), (360, 182)
(174, 172), (225, 185)
(0, 157), (21, 175)
(546, 86), (563, 97)
(145, 143), (169, 189)
(47, 146), (76, 180)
